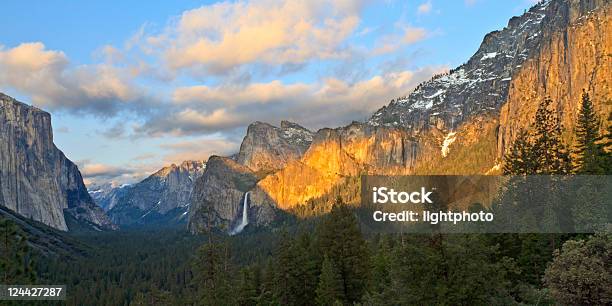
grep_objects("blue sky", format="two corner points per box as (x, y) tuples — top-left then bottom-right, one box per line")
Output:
(0, 0), (538, 185)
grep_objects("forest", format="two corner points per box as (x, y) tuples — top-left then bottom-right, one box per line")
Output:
(1, 92), (611, 305)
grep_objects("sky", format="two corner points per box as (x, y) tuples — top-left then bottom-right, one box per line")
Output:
(0, 0), (539, 186)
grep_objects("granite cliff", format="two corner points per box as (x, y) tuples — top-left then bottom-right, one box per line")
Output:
(236, 120), (313, 173)
(0, 93), (115, 231)
(188, 156), (275, 233)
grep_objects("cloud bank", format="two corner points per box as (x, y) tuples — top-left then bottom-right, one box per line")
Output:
(1, 0), (444, 184)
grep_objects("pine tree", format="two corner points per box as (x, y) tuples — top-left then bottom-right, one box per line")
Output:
(190, 241), (235, 306)
(315, 197), (369, 304)
(236, 267), (259, 306)
(573, 91), (606, 174)
(273, 231), (318, 306)
(0, 218), (36, 284)
(503, 130), (536, 174)
(315, 255), (345, 305)
(594, 118), (612, 174)
(503, 97), (572, 174)
(258, 259), (278, 304)
(532, 97), (572, 174)
(363, 235), (396, 304)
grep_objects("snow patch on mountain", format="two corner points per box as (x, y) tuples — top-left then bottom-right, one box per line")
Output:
(481, 52), (498, 60)
(441, 132), (457, 157)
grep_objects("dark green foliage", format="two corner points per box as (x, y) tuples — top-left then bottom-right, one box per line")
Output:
(498, 95), (602, 301)
(533, 97), (572, 174)
(315, 255), (344, 305)
(191, 240), (235, 306)
(37, 228), (205, 306)
(0, 217), (36, 284)
(130, 287), (174, 306)
(544, 233), (612, 305)
(315, 198), (370, 304)
(573, 91), (608, 174)
(273, 231), (319, 305)
(236, 266), (260, 306)
(362, 235), (394, 304)
(385, 234), (517, 305)
(23, 208), (605, 306)
(503, 130), (537, 174)
(504, 97), (572, 174)
(599, 123), (612, 172)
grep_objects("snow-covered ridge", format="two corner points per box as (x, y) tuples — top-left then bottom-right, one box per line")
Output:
(368, 0), (554, 130)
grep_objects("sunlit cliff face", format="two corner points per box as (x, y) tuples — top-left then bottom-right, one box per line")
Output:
(255, 2), (611, 213)
(189, 1), (612, 231)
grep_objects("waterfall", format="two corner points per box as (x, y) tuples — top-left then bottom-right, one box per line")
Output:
(230, 192), (249, 235)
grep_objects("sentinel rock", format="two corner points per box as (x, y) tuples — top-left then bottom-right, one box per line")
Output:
(188, 121), (311, 231)
(0, 93), (115, 231)
(188, 156), (275, 233)
(104, 160), (205, 226)
(236, 120), (313, 173)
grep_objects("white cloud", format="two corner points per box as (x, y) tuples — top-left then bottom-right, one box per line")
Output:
(403, 26), (428, 44)
(172, 81), (310, 106)
(0, 42), (148, 115)
(417, 1), (432, 14)
(372, 26), (428, 55)
(159, 138), (239, 164)
(80, 136), (240, 186)
(79, 160), (163, 186)
(136, 66), (445, 136)
(80, 162), (128, 178)
(146, 0), (365, 75)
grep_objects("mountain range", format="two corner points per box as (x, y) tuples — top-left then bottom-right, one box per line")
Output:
(91, 160), (205, 226)
(187, 0), (611, 233)
(0, 0), (609, 234)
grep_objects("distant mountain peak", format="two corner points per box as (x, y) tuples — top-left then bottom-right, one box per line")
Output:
(90, 160), (207, 226)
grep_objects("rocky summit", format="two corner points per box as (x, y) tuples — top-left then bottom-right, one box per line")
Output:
(188, 0), (611, 234)
(0, 93), (115, 231)
(100, 161), (206, 226)
(236, 120), (314, 173)
(187, 121), (312, 232)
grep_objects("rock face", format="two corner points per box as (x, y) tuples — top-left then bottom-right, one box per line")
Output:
(498, 0), (611, 156)
(188, 121), (311, 232)
(189, 0), (611, 233)
(256, 122), (418, 209)
(188, 156), (275, 233)
(256, 0), (611, 210)
(236, 121), (313, 173)
(103, 161), (205, 226)
(0, 93), (115, 231)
